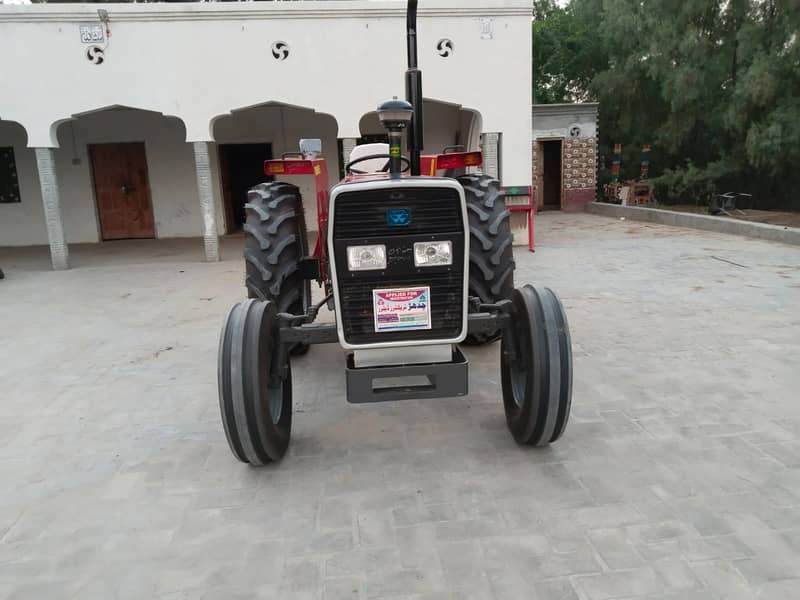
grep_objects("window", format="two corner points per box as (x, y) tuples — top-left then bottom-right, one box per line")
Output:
(0, 147), (21, 203)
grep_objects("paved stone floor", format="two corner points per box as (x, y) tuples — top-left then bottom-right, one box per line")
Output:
(1, 213), (799, 600)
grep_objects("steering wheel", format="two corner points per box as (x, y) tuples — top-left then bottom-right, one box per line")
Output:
(346, 154), (411, 174)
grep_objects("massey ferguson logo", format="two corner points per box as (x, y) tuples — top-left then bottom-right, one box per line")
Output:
(387, 208), (411, 226)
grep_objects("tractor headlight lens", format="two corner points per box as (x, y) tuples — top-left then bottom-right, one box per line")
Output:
(347, 244), (387, 271)
(414, 241), (453, 267)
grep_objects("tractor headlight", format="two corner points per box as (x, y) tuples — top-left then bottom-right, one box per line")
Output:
(414, 241), (453, 267)
(347, 244), (387, 271)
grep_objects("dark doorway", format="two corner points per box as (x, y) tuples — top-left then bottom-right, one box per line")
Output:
(541, 140), (563, 209)
(218, 143), (273, 233)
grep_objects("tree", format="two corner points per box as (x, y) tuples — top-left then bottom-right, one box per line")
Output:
(533, 0), (608, 104)
(533, 0), (800, 209)
(533, 0), (558, 21)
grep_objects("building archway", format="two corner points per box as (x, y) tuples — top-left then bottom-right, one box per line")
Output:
(358, 99), (482, 156)
(212, 103), (338, 233)
(52, 107), (194, 243)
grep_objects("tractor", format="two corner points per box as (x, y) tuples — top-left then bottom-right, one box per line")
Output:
(217, 0), (572, 465)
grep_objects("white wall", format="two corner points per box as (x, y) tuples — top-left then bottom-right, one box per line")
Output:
(0, 1), (531, 188)
(533, 104), (599, 140)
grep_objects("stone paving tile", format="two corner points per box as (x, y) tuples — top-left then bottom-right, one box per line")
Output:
(323, 576), (362, 600)
(1, 214), (799, 599)
(689, 560), (752, 600)
(587, 528), (645, 570)
(678, 534), (754, 562)
(575, 566), (666, 600)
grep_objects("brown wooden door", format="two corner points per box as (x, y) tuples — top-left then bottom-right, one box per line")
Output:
(90, 142), (155, 240)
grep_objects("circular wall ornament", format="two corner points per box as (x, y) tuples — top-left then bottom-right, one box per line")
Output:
(569, 124), (582, 138)
(436, 39), (454, 57)
(86, 46), (104, 65)
(272, 41), (289, 61)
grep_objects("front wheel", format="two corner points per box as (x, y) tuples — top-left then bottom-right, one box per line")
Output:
(218, 299), (292, 465)
(501, 285), (572, 446)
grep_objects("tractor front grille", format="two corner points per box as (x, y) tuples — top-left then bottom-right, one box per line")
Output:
(333, 188), (463, 238)
(339, 273), (464, 345)
(331, 185), (467, 346)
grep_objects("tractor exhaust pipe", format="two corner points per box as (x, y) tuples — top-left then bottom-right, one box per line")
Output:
(405, 0), (423, 176)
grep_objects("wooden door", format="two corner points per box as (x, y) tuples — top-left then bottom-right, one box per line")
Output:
(90, 142), (155, 240)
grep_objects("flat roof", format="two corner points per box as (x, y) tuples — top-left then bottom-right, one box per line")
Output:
(0, 1), (531, 22)
(533, 103), (599, 109)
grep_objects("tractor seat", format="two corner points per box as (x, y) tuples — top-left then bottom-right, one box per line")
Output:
(348, 143), (390, 174)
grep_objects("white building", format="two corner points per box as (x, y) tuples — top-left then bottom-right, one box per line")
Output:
(0, 1), (532, 269)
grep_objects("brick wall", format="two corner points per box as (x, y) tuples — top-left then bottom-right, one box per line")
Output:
(531, 136), (599, 212)
(562, 137), (597, 211)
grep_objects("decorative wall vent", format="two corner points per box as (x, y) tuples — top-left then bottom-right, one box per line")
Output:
(86, 46), (104, 65)
(436, 39), (454, 57)
(272, 41), (289, 61)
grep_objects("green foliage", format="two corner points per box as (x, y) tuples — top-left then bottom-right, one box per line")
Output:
(533, 0), (608, 104)
(533, 0), (558, 21)
(534, 0), (800, 208)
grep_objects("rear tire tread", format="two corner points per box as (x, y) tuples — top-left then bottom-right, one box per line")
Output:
(467, 203), (490, 222)
(243, 182), (310, 319)
(268, 194), (297, 210)
(471, 227), (493, 251)
(459, 174), (515, 344)
(267, 210), (297, 235)
(244, 201), (271, 223)
(242, 223), (271, 250)
(490, 264), (514, 296)
(267, 234), (297, 265)
(244, 250), (272, 282)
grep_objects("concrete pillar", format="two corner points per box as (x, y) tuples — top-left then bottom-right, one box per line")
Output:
(341, 138), (358, 171)
(192, 141), (220, 262)
(481, 132), (501, 181)
(34, 148), (69, 270)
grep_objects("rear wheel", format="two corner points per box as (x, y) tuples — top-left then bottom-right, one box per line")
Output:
(458, 174), (514, 344)
(244, 181), (311, 354)
(501, 285), (572, 446)
(218, 299), (293, 465)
